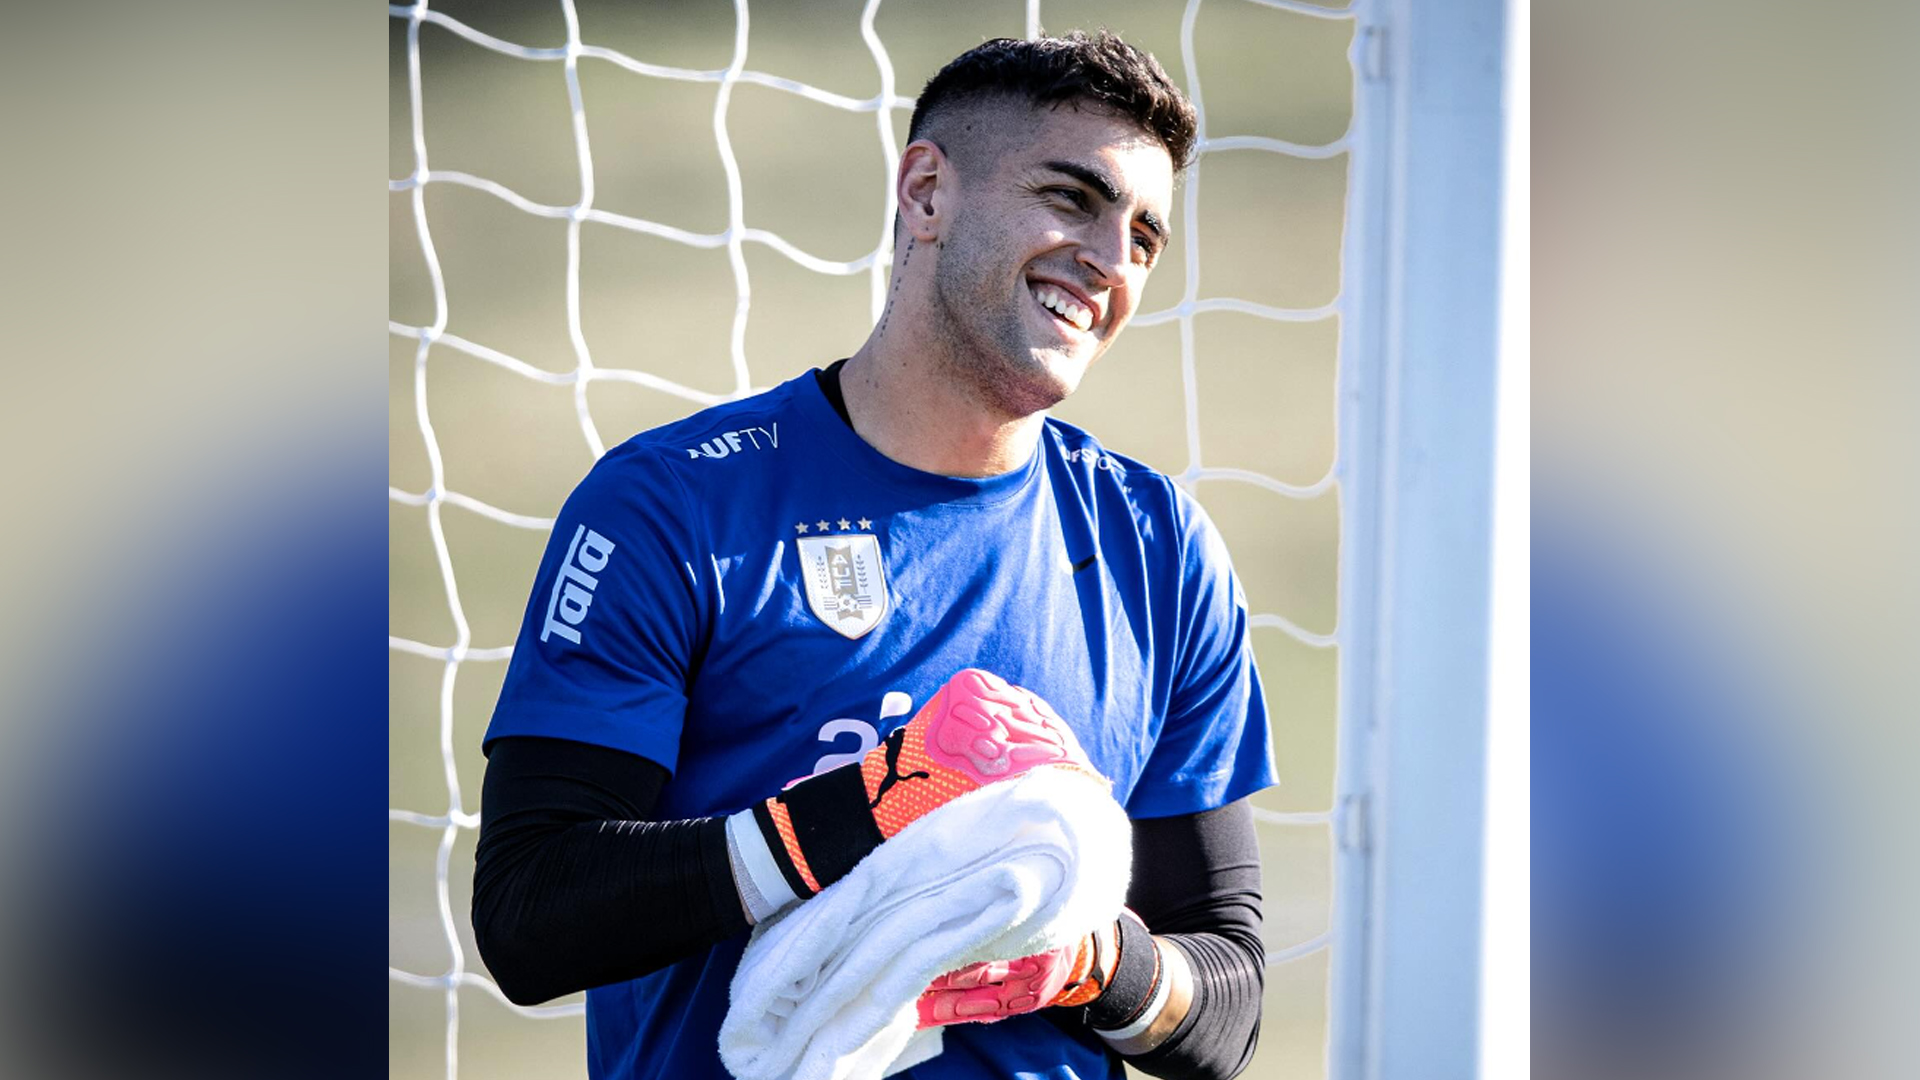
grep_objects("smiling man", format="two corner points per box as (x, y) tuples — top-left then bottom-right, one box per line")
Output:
(872, 89), (1174, 440)
(473, 32), (1274, 1080)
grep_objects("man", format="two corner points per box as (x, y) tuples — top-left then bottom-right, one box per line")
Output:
(473, 32), (1273, 1080)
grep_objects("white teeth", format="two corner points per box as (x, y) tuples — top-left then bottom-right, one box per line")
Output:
(1032, 284), (1093, 332)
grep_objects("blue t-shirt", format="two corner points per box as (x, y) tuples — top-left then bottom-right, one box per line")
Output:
(485, 371), (1276, 1080)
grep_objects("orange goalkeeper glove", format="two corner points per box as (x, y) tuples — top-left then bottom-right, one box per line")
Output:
(747, 668), (1093, 899)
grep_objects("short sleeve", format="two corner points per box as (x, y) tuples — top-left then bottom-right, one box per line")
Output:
(483, 448), (707, 773)
(1126, 493), (1278, 818)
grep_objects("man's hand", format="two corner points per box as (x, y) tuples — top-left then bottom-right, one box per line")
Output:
(915, 916), (1127, 1028)
(924, 678), (1079, 779)
(746, 669), (1096, 899)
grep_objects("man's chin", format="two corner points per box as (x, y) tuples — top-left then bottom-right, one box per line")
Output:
(974, 354), (1075, 419)
(1029, 345), (1099, 401)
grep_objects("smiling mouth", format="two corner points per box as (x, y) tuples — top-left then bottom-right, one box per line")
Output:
(1030, 281), (1094, 333)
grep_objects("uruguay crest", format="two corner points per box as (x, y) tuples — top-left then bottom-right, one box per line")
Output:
(797, 532), (890, 639)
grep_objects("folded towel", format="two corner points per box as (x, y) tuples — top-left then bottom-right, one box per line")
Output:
(718, 763), (1132, 1080)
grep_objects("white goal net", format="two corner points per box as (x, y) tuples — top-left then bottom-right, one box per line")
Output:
(389, 1), (1366, 1077)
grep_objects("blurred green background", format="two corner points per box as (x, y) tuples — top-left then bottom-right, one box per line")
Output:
(390, 2), (1352, 1077)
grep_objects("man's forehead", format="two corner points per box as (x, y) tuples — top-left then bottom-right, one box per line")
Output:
(1001, 106), (1174, 206)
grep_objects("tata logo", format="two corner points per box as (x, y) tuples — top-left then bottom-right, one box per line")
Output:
(797, 532), (889, 640)
(540, 525), (616, 645)
(686, 424), (778, 460)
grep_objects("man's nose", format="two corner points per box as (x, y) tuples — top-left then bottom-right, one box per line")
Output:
(1076, 218), (1130, 290)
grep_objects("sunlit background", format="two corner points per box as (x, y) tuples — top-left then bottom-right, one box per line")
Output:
(390, 1), (1355, 1077)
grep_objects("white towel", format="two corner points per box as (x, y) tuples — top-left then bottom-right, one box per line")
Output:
(718, 764), (1132, 1080)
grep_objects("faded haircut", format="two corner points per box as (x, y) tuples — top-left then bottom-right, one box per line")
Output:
(907, 31), (1197, 173)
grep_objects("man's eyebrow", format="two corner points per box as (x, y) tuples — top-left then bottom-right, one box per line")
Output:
(1042, 160), (1121, 203)
(1041, 159), (1167, 243)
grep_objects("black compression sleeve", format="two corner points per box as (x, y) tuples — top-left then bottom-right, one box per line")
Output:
(470, 736), (749, 1006)
(1112, 799), (1267, 1080)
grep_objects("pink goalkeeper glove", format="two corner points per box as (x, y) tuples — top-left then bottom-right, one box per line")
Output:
(915, 919), (1122, 1027)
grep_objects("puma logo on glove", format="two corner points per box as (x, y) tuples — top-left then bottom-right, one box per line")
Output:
(867, 727), (931, 810)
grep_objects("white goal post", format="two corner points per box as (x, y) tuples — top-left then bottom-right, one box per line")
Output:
(1329, 1), (1507, 1077)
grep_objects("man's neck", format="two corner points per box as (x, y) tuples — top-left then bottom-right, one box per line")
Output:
(838, 336), (1046, 479)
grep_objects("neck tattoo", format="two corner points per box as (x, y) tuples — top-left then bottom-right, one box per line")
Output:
(875, 237), (913, 337)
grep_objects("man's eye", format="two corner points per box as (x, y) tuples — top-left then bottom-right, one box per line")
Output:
(1049, 187), (1089, 210)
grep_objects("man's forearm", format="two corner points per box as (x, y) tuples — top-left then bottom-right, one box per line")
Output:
(1096, 799), (1268, 1080)
(472, 737), (751, 1006)
(1116, 929), (1264, 1080)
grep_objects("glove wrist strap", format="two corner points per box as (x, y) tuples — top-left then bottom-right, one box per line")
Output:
(754, 763), (885, 896)
(1085, 911), (1162, 1032)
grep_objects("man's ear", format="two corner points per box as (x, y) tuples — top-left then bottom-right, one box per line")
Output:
(897, 139), (949, 243)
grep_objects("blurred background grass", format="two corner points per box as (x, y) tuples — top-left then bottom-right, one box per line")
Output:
(390, 1), (1353, 1076)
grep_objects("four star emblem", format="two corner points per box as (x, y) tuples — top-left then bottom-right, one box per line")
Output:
(796, 516), (879, 535)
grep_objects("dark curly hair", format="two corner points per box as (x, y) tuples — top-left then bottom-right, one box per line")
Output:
(907, 31), (1197, 172)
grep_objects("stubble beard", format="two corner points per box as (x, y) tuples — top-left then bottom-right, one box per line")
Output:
(927, 211), (1080, 420)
